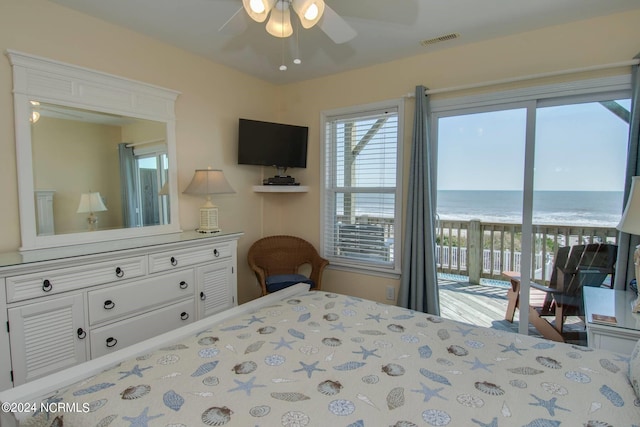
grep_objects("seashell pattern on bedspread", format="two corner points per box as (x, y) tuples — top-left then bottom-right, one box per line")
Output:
(22, 291), (640, 426)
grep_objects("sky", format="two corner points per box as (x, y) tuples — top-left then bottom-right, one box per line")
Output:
(437, 99), (631, 192)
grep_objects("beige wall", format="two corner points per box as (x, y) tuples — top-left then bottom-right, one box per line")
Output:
(0, 0), (279, 303)
(32, 117), (122, 233)
(1, 1), (639, 304)
(276, 10), (640, 302)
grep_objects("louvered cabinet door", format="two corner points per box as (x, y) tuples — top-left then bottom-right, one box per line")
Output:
(8, 294), (87, 385)
(196, 261), (237, 319)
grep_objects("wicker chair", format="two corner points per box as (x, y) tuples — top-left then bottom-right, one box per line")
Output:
(248, 235), (329, 295)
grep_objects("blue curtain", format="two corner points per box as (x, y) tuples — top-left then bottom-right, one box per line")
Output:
(118, 143), (140, 228)
(398, 86), (440, 314)
(615, 60), (640, 290)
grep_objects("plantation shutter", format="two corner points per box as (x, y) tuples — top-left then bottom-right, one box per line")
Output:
(322, 106), (400, 270)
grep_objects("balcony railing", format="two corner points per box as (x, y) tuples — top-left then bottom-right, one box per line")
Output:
(436, 220), (618, 284)
(332, 216), (618, 285)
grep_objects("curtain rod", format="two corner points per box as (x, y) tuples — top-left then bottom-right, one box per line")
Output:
(125, 138), (165, 148)
(406, 59), (640, 97)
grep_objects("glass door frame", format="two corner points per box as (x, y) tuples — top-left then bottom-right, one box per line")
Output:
(432, 78), (631, 335)
(431, 100), (537, 334)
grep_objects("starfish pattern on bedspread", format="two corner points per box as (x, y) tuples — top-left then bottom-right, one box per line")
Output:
(329, 322), (351, 332)
(271, 336), (296, 350)
(245, 314), (266, 324)
(121, 407), (163, 427)
(498, 342), (528, 355)
(464, 357), (495, 372)
(352, 346), (380, 360)
(528, 394), (570, 416)
(118, 364), (152, 379)
(227, 376), (266, 396)
(411, 383), (447, 403)
(293, 360), (326, 378)
(365, 313), (386, 323)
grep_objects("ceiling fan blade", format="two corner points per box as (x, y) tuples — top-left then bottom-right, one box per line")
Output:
(318, 4), (356, 44)
(218, 6), (248, 35)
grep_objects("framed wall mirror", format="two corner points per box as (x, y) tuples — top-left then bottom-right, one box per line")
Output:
(8, 50), (181, 251)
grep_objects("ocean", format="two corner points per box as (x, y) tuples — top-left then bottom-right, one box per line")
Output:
(437, 190), (624, 227)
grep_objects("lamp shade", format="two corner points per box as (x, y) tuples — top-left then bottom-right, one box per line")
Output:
(243, 0), (277, 22)
(291, 0), (325, 29)
(617, 176), (640, 235)
(183, 169), (234, 234)
(183, 169), (235, 196)
(158, 181), (170, 196)
(266, 5), (293, 38)
(77, 192), (107, 214)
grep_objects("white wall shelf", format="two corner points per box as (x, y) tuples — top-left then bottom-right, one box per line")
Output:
(252, 185), (309, 193)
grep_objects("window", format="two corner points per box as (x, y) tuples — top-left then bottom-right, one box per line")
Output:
(135, 152), (170, 226)
(128, 142), (170, 227)
(321, 100), (403, 275)
(431, 74), (630, 315)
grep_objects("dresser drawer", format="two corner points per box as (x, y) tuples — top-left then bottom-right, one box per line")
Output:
(6, 256), (147, 303)
(148, 242), (231, 273)
(88, 269), (194, 325)
(90, 299), (195, 358)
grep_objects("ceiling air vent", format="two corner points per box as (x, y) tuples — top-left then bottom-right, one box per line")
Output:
(420, 33), (460, 47)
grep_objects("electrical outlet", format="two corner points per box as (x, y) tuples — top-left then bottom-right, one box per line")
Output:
(386, 285), (395, 301)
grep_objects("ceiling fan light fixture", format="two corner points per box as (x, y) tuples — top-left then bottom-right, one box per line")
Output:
(291, 0), (325, 29)
(266, 5), (293, 38)
(242, 0), (276, 23)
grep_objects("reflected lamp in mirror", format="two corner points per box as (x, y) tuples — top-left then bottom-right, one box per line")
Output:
(183, 168), (235, 233)
(77, 191), (108, 232)
(29, 101), (40, 123)
(617, 176), (640, 311)
(158, 181), (169, 196)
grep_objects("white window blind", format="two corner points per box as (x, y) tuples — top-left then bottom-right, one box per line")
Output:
(321, 103), (402, 273)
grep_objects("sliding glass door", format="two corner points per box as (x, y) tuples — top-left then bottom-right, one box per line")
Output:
(532, 99), (630, 279)
(433, 83), (631, 334)
(436, 107), (527, 285)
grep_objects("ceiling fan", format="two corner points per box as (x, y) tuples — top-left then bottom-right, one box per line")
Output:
(219, 0), (357, 44)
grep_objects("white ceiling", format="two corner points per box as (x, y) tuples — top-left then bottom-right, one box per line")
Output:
(50, 0), (640, 85)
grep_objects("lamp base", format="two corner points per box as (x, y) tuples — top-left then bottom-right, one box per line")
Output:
(196, 228), (221, 234)
(86, 212), (98, 232)
(197, 205), (220, 234)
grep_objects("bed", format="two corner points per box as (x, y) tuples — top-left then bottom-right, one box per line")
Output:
(1, 283), (639, 427)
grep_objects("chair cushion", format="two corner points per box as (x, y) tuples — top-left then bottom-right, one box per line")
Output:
(630, 338), (640, 398)
(265, 274), (315, 293)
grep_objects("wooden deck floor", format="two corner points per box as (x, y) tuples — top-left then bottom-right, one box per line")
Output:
(437, 277), (587, 345)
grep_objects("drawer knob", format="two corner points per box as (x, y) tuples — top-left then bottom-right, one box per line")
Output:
(180, 311), (189, 320)
(106, 337), (118, 348)
(42, 279), (52, 292)
(170, 256), (178, 266)
(77, 328), (86, 339)
(200, 291), (206, 301)
(103, 300), (115, 310)
(115, 267), (124, 278)
(179, 281), (188, 289)
(213, 249), (220, 257)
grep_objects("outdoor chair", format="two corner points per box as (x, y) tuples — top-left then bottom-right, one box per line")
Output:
(336, 223), (391, 261)
(248, 235), (329, 296)
(503, 243), (617, 342)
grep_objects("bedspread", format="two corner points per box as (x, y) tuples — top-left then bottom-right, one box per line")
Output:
(20, 290), (640, 426)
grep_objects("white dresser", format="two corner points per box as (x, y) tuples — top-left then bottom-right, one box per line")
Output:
(0, 231), (242, 391)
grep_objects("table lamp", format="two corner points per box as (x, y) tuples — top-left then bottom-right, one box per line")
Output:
(183, 168), (235, 233)
(617, 175), (640, 312)
(77, 191), (107, 231)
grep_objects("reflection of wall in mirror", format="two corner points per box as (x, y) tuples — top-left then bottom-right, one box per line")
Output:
(31, 117), (123, 234)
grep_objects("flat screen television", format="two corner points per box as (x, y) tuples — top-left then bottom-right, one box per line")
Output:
(237, 118), (308, 176)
